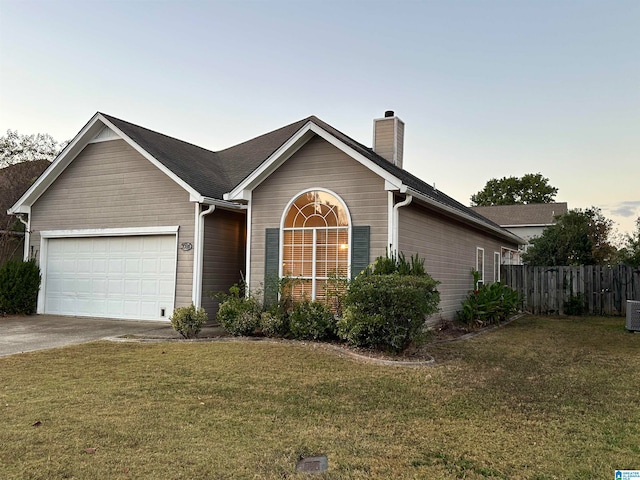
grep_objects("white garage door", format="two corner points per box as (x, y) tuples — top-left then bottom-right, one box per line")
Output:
(44, 235), (176, 321)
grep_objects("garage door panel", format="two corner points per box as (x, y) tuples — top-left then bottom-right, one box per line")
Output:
(108, 279), (124, 295)
(159, 279), (174, 295)
(141, 279), (158, 295)
(160, 258), (174, 273)
(141, 302), (158, 317)
(77, 259), (92, 273)
(44, 235), (176, 321)
(142, 258), (158, 274)
(126, 258), (141, 273)
(76, 280), (92, 295)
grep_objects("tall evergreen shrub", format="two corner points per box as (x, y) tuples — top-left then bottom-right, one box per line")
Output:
(0, 259), (41, 315)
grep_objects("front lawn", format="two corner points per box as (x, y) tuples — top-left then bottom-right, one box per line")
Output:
(1, 316), (638, 479)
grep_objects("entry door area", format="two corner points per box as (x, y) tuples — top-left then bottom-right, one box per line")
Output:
(43, 235), (176, 321)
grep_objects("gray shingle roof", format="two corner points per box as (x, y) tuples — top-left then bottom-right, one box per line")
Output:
(470, 203), (568, 226)
(101, 113), (310, 199)
(100, 112), (506, 232)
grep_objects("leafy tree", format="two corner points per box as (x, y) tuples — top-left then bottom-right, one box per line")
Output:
(522, 207), (616, 266)
(0, 160), (50, 263)
(0, 129), (67, 167)
(471, 173), (558, 206)
(617, 217), (640, 268)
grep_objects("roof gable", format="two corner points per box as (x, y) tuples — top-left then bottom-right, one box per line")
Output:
(8, 113), (212, 214)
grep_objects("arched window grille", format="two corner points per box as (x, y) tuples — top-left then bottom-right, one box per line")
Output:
(281, 190), (350, 301)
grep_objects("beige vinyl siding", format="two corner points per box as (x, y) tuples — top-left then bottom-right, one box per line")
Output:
(398, 201), (518, 321)
(373, 118), (395, 163)
(250, 135), (388, 293)
(201, 208), (246, 315)
(29, 139), (196, 308)
(396, 121), (404, 168)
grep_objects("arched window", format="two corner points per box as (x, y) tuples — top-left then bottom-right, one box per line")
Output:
(281, 190), (350, 301)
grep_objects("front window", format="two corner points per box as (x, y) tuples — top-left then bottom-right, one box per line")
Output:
(282, 190), (350, 301)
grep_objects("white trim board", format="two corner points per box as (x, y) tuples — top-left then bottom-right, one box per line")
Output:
(40, 226), (180, 238)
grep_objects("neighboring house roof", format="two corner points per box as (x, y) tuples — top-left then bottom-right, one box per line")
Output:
(0, 160), (50, 227)
(470, 202), (568, 227)
(9, 112), (522, 244)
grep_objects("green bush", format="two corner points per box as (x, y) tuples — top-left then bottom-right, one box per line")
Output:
(0, 259), (41, 315)
(458, 281), (520, 328)
(362, 251), (426, 276)
(338, 274), (440, 353)
(563, 292), (586, 316)
(170, 304), (208, 339)
(216, 285), (262, 336)
(288, 300), (336, 341)
(259, 310), (289, 337)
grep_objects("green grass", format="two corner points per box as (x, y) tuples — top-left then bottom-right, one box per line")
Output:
(1, 316), (638, 479)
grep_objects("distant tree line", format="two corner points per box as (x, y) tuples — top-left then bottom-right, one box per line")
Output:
(472, 173), (640, 267)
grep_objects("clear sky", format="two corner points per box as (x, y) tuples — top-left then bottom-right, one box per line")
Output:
(1, 0), (638, 236)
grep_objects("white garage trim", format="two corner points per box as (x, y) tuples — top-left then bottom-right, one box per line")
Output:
(38, 227), (179, 321)
(40, 226), (179, 238)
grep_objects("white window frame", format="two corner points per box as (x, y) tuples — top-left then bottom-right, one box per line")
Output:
(279, 188), (352, 301)
(476, 247), (485, 287)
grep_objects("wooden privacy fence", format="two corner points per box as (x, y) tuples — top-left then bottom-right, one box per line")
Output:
(501, 265), (640, 316)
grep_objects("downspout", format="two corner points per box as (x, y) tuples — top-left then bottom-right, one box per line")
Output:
(244, 191), (252, 297)
(192, 204), (216, 308)
(16, 214), (30, 260)
(391, 194), (413, 255)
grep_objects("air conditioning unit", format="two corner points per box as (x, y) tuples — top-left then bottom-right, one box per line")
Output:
(626, 301), (640, 332)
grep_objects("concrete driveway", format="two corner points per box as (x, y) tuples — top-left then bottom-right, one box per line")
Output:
(0, 315), (180, 357)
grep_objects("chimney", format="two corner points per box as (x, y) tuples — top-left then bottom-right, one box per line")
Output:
(373, 110), (404, 169)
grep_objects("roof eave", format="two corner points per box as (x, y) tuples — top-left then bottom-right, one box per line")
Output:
(225, 121), (404, 201)
(8, 113), (104, 214)
(8, 113), (210, 216)
(405, 187), (526, 245)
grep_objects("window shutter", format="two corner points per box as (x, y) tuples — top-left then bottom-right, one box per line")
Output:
(264, 228), (279, 306)
(351, 226), (370, 279)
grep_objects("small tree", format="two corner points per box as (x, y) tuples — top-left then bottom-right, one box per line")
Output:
(523, 207), (616, 266)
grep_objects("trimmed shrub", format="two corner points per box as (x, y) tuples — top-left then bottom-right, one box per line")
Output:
(259, 311), (289, 337)
(216, 285), (262, 336)
(338, 274), (440, 353)
(170, 304), (208, 339)
(288, 300), (336, 341)
(0, 259), (41, 315)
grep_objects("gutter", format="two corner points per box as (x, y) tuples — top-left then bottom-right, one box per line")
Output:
(404, 187), (526, 246)
(199, 196), (247, 210)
